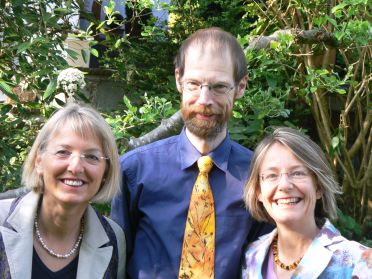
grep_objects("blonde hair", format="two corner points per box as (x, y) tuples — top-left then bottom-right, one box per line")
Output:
(22, 103), (120, 203)
(244, 127), (342, 224)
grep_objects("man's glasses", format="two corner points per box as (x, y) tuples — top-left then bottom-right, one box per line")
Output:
(48, 149), (109, 165)
(260, 168), (310, 184)
(181, 80), (235, 97)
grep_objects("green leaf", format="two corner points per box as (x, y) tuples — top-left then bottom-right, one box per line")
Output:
(81, 49), (88, 63)
(65, 48), (79, 60)
(114, 38), (122, 48)
(270, 41), (279, 49)
(331, 136), (340, 149)
(53, 8), (70, 15)
(16, 42), (32, 54)
(0, 80), (19, 102)
(316, 69), (329, 75)
(123, 96), (134, 111)
(331, 3), (348, 14)
(336, 88), (346, 94)
(310, 86), (317, 93)
(327, 17), (338, 27)
(90, 48), (99, 57)
(43, 79), (57, 99)
(96, 21), (106, 30)
(108, 0), (116, 9)
(0, 80), (13, 95)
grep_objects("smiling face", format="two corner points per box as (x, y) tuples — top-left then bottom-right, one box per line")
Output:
(36, 125), (107, 207)
(258, 143), (321, 229)
(176, 43), (246, 139)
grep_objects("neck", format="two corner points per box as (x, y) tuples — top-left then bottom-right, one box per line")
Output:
(186, 128), (227, 154)
(275, 223), (319, 261)
(38, 195), (86, 238)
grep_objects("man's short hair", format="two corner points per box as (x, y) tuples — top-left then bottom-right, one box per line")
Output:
(174, 27), (247, 83)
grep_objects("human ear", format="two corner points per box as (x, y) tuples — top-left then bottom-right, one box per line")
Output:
(258, 192), (263, 202)
(316, 188), (322, 199)
(175, 68), (182, 93)
(235, 75), (248, 100)
(35, 152), (44, 175)
(314, 178), (323, 199)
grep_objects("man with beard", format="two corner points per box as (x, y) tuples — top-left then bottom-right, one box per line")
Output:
(111, 27), (272, 279)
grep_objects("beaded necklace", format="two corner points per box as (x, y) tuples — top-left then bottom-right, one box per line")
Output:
(34, 211), (84, 259)
(272, 235), (302, 271)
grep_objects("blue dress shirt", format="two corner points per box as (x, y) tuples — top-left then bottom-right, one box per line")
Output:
(111, 129), (271, 279)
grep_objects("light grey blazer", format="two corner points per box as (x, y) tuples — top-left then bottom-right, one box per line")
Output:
(0, 191), (125, 279)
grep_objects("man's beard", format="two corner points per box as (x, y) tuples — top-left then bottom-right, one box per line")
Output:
(181, 103), (231, 139)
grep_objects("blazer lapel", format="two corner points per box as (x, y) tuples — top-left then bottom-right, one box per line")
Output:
(77, 206), (113, 279)
(245, 229), (278, 279)
(256, 230), (277, 278)
(293, 222), (335, 278)
(1, 192), (39, 279)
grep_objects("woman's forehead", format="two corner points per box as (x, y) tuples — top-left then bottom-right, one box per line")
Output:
(47, 124), (102, 148)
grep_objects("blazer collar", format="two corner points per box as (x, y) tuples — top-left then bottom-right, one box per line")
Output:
(77, 205), (114, 279)
(1, 191), (38, 279)
(1, 192), (114, 279)
(250, 225), (333, 279)
(245, 229), (278, 279)
(292, 220), (336, 278)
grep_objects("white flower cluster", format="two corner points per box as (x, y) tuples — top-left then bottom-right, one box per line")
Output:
(57, 68), (86, 95)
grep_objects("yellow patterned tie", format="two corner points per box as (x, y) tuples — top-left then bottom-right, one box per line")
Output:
(178, 156), (215, 279)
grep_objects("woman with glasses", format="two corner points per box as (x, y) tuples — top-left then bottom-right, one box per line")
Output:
(0, 103), (125, 278)
(242, 127), (371, 278)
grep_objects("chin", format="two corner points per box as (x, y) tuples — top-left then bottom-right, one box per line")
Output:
(185, 119), (226, 139)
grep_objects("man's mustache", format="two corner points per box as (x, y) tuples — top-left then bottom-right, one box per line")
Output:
(183, 105), (222, 117)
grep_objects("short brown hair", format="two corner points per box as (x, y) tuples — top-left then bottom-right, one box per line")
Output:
(174, 27), (247, 83)
(244, 127), (341, 224)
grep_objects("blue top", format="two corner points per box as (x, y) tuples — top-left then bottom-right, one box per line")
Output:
(111, 128), (272, 279)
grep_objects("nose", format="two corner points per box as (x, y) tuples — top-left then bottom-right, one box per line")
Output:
(196, 85), (214, 106)
(277, 173), (293, 191)
(67, 154), (84, 174)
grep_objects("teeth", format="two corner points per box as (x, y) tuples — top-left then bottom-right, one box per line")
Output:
(276, 198), (300, 205)
(63, 179), (83, 187)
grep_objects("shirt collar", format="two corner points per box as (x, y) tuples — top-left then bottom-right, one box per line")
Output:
(179, 128), (231, 172)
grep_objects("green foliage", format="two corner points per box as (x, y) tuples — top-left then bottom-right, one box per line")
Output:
(229, 34), (300, 146)
(92, 202), (111, 217)
(105, 94), (177, 153)
(306, 68), (349, 95)
(169, 0), (255, 39)
(335, 209), (372, 247)
(100, 31), (179, 103)
(244, 0), (371, 234)
(0, 0), (75, 101)
(0, 103), (43, 191)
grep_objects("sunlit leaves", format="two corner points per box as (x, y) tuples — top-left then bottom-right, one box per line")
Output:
(105, 94), (176, 153)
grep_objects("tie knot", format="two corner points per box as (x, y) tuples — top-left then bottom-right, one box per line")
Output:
(197, 156), (213, 173)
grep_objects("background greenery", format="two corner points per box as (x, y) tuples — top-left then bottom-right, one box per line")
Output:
(0, 0), (370, 245)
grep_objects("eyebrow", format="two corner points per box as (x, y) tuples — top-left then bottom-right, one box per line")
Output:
(260, 165), (306, 172)
(52, 144), (103, 153)
(183, 76), (233, 84)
